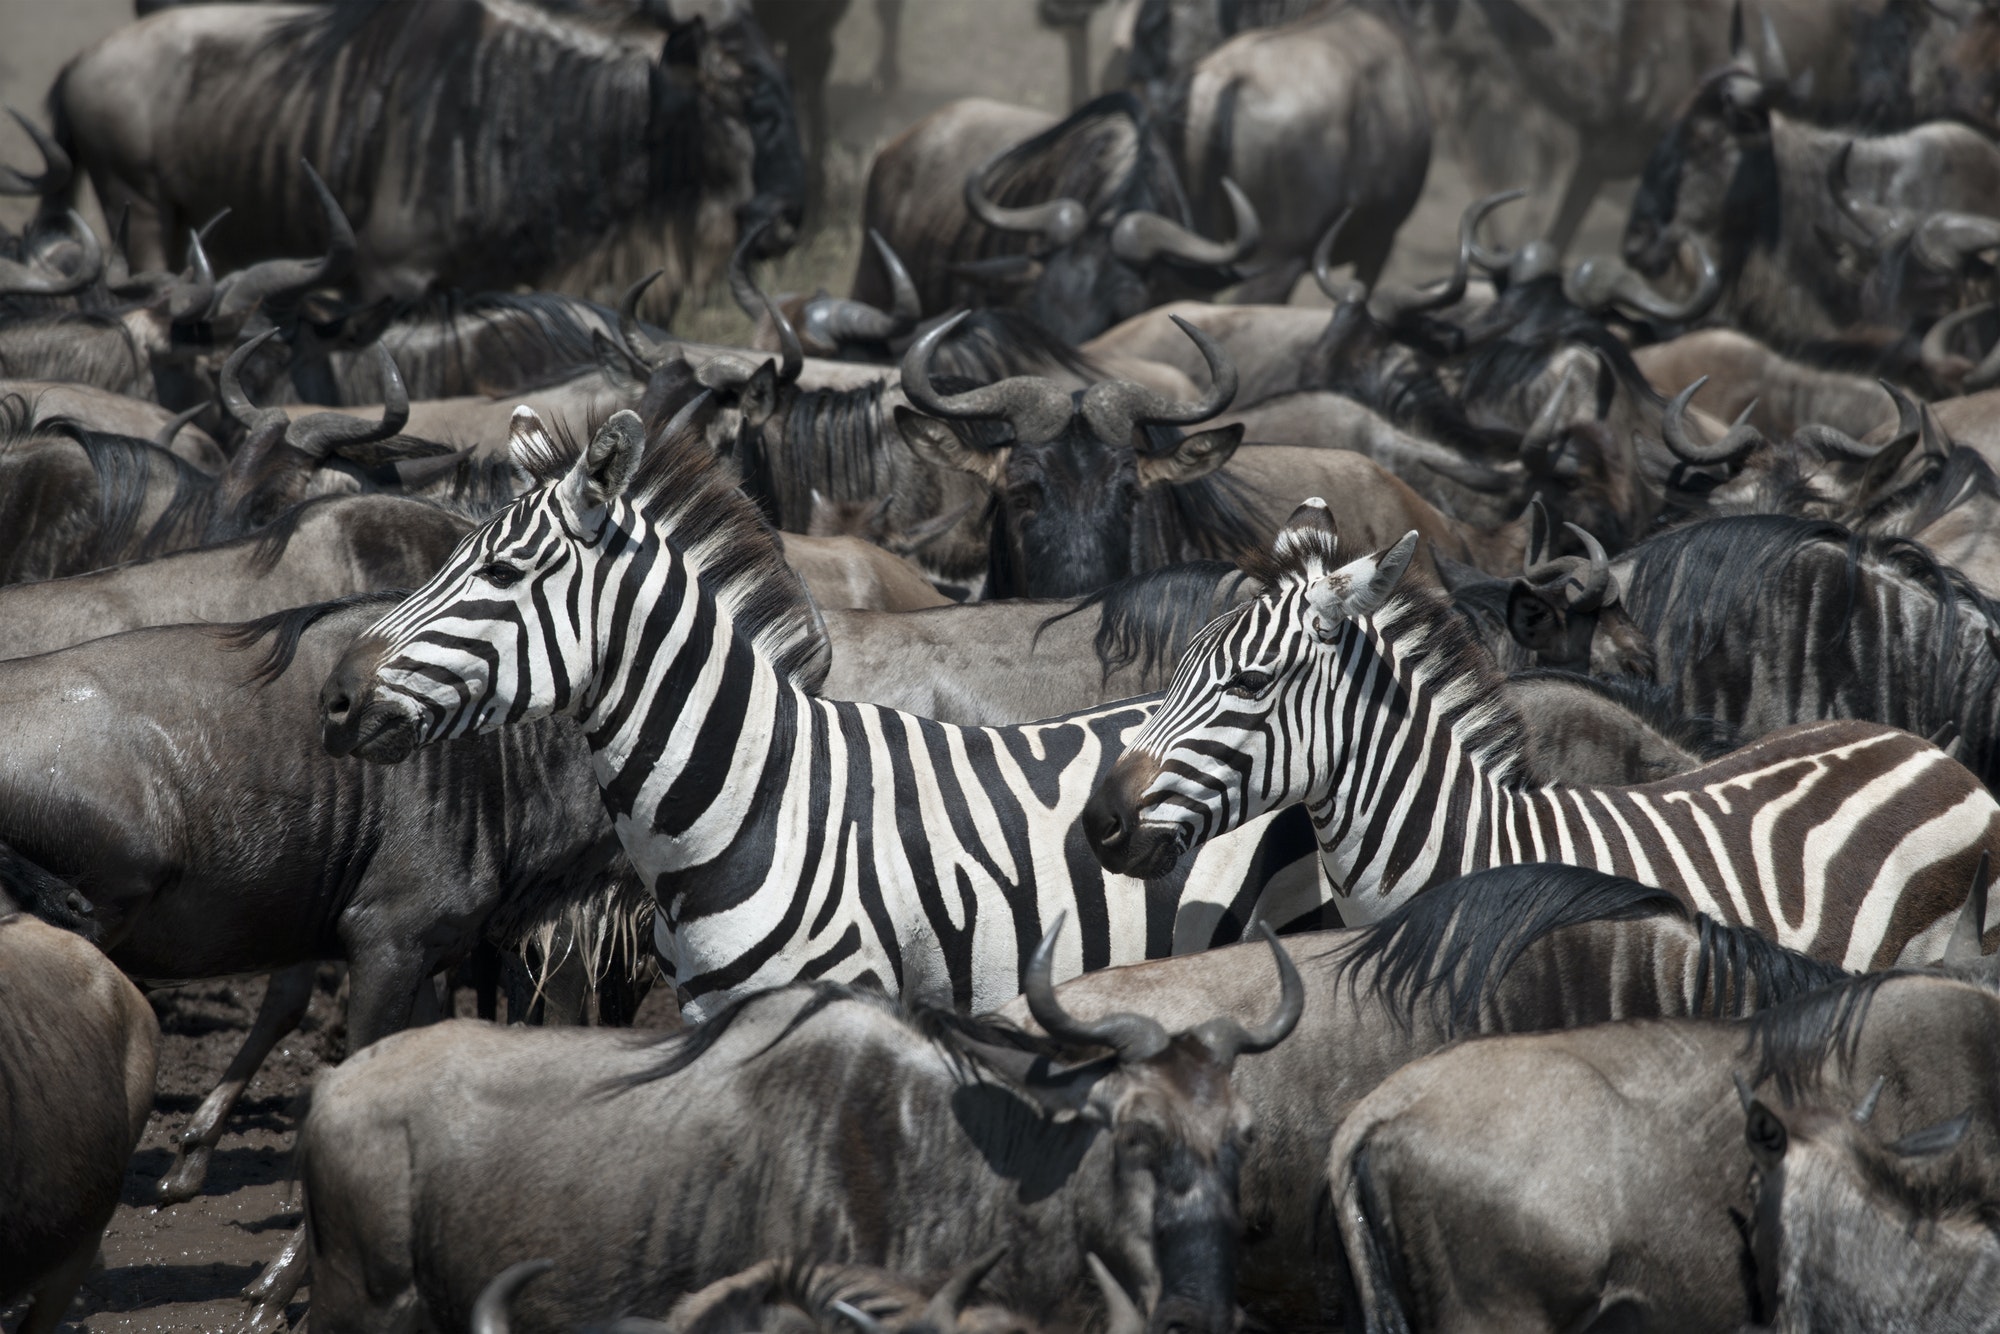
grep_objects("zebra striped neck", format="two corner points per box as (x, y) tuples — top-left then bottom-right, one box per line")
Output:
(1312, 591), (1531, 909)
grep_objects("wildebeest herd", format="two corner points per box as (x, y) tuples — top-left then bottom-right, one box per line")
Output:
(4, 0), (2000, 1331)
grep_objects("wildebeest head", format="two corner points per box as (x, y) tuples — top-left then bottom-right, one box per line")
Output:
(677, 13), (806, 256)
(956, 92), (1258, 344)
(1742, 1092), (1992, 1333)
(1624, 71), (1777, 282)
(894, 311), (1242, 598)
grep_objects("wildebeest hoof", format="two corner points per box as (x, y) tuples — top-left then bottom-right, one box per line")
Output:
(154, 1143), (213, 1207)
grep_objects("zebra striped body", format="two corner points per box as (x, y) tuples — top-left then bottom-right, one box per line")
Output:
(321, 406), (1293, 1016)
(1086, 503), (2000, 969)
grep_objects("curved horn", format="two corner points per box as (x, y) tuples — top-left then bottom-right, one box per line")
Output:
(962, 149), (1087, 248)
(0, 107), (71, 196)
(900, 310), (1074, 441)
(830, 1302), (889, 1334)
(727, 221), (803, 383)
(801, 229), (923, 349)
(1310, 211), (1369, 305)
(0, 209), (101, 295)
(1024, 912), (1171, 1061)
(219, 328), (289, 433)
(1371, 189), (1522, 323)
(1564, 238), (1720, 322)
(1968, 323), (2000, 393)
(1662, 376), (1765, 465)
(1920, 303), (1994, 382)
(168, 227), (216, 321)
(151, 403), (206, 452)
(471, 1259), (554, 1334)
(1794, 421), (1916, 461)
(1881, 379), (1922, 443)
(1523, 522), (1612, 610)
(617, 269), (671, 369)
(1192, 924), (1304, 1062)
(921, 1245), (1007, 1327)
(1109, 176), (1260, 268)
(286, 345), (409, 457)
(1912, 210), (2000, 274)
(1086, 1255), (1147, 1334)
(1467, 187), (1529, 273)
(1080, 314), (1236, 444)
(213, 160), (355, 318)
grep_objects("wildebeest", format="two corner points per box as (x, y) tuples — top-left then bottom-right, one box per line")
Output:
(0, 378), (223, 468)
(46, 0), (804, 305)
(1623, 69), (2000, 352)
(1742, 1092), (2000, 1332)
(1632, 328), (1896, 439)
(299, 920), (1301, 1334)
(855, 92), (1258, 343)
(0, 901), (158, 1334)
(1327, 963), (2000, 1333)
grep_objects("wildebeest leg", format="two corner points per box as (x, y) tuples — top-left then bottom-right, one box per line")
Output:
(341, 941), (429, 1051)
(1062, 22), (1092, 110)
(156, 963), (316, 1206)
(874, 0), (904, 91)
(1546, 150), (1606, 258)
(16, 1232), (100, 1334)
(238, 1223), (309, 1334)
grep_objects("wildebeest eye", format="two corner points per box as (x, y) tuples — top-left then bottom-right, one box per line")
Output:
(1229, 669), (1274, 697)
(477, 561), (524, 589)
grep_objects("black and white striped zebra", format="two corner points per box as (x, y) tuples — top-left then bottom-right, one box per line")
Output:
(1081, 500), (2000, 969)
(318, 405), (1303, 1016)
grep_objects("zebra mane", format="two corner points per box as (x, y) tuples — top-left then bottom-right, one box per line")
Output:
(1366, 582), (1531, 785)
(515, 408), (833, 692)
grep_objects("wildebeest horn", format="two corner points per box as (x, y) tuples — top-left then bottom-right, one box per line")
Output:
(471, 1258), (554, 1334)
(1109, 176), (1260, 269)
(213, 161), (354, 318)
(1911, 209), (2000, 274)
(1524, 523), (1612, 611)
(151, 403), (206, 452)
(0, 107), (71, 196)
(922, 1244), (1007, 1327)
(726, 221), (803, 384)
(1086, 1255), (1147, 1334)
(1191, 924), (1304, 1062)
(617, 269), (672, 369)
(1852, 1074), (1888, 1125)
(1794, 420), (1917, 462)
(1826, 141), (1910, 248)
(1369, 189), (1523, 323)
(1521, 362), (1584, 472)
(800, 229), (921, 349)
(1969, 328), (2000, 393)
(1564, 238), (1720, 322)
(831, 1301), (889, 1334)
(1466, 187), (1531, 273)
(167, 227), (216, 321)
(1310, 211), (1369, 305)
(962, 149), (1088, 248)
(1079, 314), (1236, 442)
(1663, 376), (1765, 465)
(1025, 912), (1171, 1061)
(285, 345), (409, 458)
(901, 310), (1074, 442)
(1920, 303), (1994, 383)
(220, 328), (289, 433)
(0, 209), (102, 295)
(1880, 378), (1923, 444)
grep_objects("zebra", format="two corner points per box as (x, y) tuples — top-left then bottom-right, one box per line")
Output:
(1080, 499), (2000, 970)
(316, 403), (1314, 1017)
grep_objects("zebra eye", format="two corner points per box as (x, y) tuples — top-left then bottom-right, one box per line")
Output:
(477, 561), (524, 589)
(1229, 669), (1274, 697)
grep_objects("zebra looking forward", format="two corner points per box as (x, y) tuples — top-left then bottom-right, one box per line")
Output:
(1082, 500), (2000, 969)
(317, 405), (1305, 1016)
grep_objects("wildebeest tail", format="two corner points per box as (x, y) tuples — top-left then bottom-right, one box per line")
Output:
(1349, 1139), (1414, 1334)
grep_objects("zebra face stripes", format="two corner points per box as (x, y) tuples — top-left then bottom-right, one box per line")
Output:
(1083, 501), (1419, 877)
(322, 409), (639, 762)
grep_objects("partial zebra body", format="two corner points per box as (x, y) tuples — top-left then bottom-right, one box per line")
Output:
(1089, 504), (2000, 970)
(321, 402), (1309, 1018)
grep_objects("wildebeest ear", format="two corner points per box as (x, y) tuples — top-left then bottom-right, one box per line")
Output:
(562, 409), (648, 513)
(1889, 1111), (1972, 1159)
(1136, 424), (1243, 488)
(1505, 581), (1568, 655)
(1743, 1098), (1789, 1169)
(738, 360), (781, 427)
(894, 406), (1010, 488)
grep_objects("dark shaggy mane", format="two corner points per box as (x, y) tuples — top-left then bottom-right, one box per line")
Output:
(376, 289), (620, 396)
(747, 380), (889, 528)
(1038, 559), (1250, 683)
(1860, 443), (2000, 537)
(1743, 970), (1909, 1102)
(28, 414), (215, 566)
(213, 588), (410, 686)
(513, 403), (832, 691)
(1509, 668), (1741, 762)
(1691, 913), (1850, 1017)
(929, 308), (1101, 384)
(1330, 863), (1685, 1037)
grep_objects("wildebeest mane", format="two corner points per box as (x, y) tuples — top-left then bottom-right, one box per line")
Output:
(1691, 913), (1849, 1019)
(1038, 559), (1249, 683)
(747, 380), (888, 527)
(927, 308), (1101, 384)
(1453, 282), (1658, 416)
(513, 400), (832, 691)
(1508, 668), (1740, 762)
(25, 412), (214, 566)
(1330, 863), (1683, 1037)
(215, 588), (411, 687)
(1858, 442), (2000, 536)
(375, 290), (620, 397)
(0, 311), (150, 397)
(1743, 969), (1908, 1102)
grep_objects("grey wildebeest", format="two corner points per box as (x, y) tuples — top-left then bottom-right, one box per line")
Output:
(299, 920), (1302, 1334)
(1327, 960), (2000, 1333)
(1081, 502), (2000, 966)
(1741, 1092), (2000, 1332)
(1005, 861), (1855, 1328)
(1622, 69), (2000, 353)
(0, 379), (224, 469)
(46, 0), (804, 305)
(854, 91), (1258, 344)
(1632, 328), (1897, 439)
(0, 596), (634, 1218)
(1174, 1), (1431, 301)
(0, 902), (158, 1334)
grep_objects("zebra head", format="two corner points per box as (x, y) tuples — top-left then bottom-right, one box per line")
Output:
(319, 406), (656, 763)
(1083, 500), (1419, 878)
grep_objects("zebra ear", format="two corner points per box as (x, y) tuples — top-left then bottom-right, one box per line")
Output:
(562, 409), (648, 513)
(1310, 531), (1420, 627)
(509, 406), (563, 488)
(1274, 497), (1340, 577)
